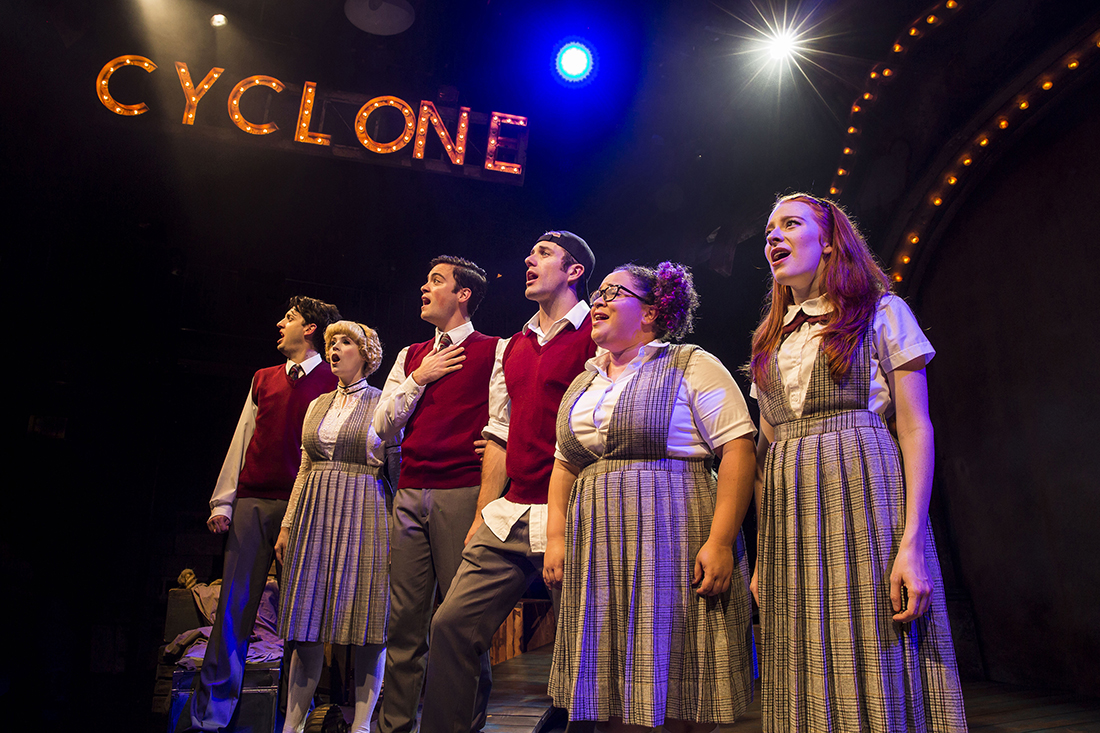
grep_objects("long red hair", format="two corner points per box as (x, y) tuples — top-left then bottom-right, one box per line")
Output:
(749, 194), (889, 388)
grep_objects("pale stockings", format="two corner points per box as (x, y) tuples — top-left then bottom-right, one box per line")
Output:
(282, 641), (387, 733)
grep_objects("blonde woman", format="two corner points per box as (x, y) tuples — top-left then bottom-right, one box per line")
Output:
(275, 321), (397, 733)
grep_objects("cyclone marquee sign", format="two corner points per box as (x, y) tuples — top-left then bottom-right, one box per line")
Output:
(96, 54), (529, 185)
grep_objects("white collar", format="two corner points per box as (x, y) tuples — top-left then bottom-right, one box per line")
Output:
(435, 320), (475, 348)
(287, 352), (324, 375)
(783, 294), (833, 324)
(586, 339), (669, 377)
(523, 300), (591, 337)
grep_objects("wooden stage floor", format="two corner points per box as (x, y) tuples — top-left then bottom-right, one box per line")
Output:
(482, 646), (1100, 733)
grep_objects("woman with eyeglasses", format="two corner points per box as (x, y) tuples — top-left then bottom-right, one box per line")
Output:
(750, 194), (966, 731)
(543, 262), (757, 732)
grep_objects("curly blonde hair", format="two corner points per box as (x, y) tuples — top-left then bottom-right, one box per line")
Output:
(324, 321), (383, 378)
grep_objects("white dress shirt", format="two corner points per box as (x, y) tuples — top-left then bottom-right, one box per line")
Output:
(555, 341), (756, 462)
(749, 293), (935, 418)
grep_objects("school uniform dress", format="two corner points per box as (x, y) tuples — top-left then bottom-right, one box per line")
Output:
(549, 342), (757, 728)
(753, 293), (967, 732)
(278, 384), (394, 646)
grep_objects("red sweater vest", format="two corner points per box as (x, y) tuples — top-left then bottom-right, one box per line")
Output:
(398, 331), (500, 490)
(237, 362), (337, 501)
(502, 316), (596, 504)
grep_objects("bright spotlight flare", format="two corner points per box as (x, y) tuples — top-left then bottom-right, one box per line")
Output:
(717, 0), (843, 107)
(555, 41), (595, 83)
(768, 29), (799, 60)
(210, 14), (227, 28)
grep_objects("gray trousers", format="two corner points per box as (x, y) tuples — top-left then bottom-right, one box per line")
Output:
(378, 486), (492, 733)
(420, 511), (559, 733)
(186, 497), (287, 731)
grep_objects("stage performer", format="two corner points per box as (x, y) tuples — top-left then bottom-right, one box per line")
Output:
(183, 296), (341, 733)
(274, 320), (397, 733)
(421, 231), (598, 733)
(373, 256), (503, 733)
(749, 192), (966, 732)
(544, 262), (757, 732)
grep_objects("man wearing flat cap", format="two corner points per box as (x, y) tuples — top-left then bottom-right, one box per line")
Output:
(420, 231), (598, 733)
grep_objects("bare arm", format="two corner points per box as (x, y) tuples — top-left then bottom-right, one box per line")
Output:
(694, 435), (756, 596)
(887, 359), (936, 622)
(542, 459), (581, 588)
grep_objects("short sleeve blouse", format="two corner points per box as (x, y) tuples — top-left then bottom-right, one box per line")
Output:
(749, 293), (935, 418)
(554, 342), (757, 462)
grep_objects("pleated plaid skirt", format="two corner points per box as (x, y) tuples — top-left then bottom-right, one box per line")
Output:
(278, 460), (391, 646)
(756, 316), (967, 732)
(548, 457), (755, 727)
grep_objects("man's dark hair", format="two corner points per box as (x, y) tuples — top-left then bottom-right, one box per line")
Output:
(429, 255), (488, 316)
(287, 295), (342, 353)
(559, 250), (584, 299)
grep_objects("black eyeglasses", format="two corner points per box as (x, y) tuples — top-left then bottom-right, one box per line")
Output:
(590, 283), (650, 304)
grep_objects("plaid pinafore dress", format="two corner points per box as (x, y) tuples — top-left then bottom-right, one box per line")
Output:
(548, 344), (755, 727)
(278, 387), (391, 646)
(756, 316), (967, 732)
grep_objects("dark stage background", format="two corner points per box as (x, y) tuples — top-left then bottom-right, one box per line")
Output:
(2, 0), (1098, 729)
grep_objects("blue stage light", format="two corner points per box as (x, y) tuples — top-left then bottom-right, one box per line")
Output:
(555, 41), (594, 83)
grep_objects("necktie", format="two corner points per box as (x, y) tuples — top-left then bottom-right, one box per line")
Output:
(436, 333), (453, 353)
(781, 309), (828, 337)
(289, 364), (303, 383)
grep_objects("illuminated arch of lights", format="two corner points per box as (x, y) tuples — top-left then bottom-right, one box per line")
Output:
(827, 2), (1100, 285)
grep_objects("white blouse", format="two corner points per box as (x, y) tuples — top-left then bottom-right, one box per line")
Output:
(554, 341), (757, 463)
(749, 293), (935, 418)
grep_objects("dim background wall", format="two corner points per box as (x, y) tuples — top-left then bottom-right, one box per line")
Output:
(914, 69), (1100, 694)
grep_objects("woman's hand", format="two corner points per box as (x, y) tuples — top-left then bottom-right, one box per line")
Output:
(543, 536), (565, 589)
(890, 541), (933, 622)
(749, 563), (759, 605)
(275, 527), (289, 565)
(693, 539), (734, 596)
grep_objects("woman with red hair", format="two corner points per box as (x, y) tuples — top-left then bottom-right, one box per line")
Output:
(750, 194), (967, 732)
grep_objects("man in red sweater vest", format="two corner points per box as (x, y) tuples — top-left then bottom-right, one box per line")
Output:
(373, 256), (504, 733)
(183, 296), (341, 732)
(420, 232), (598, 733)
